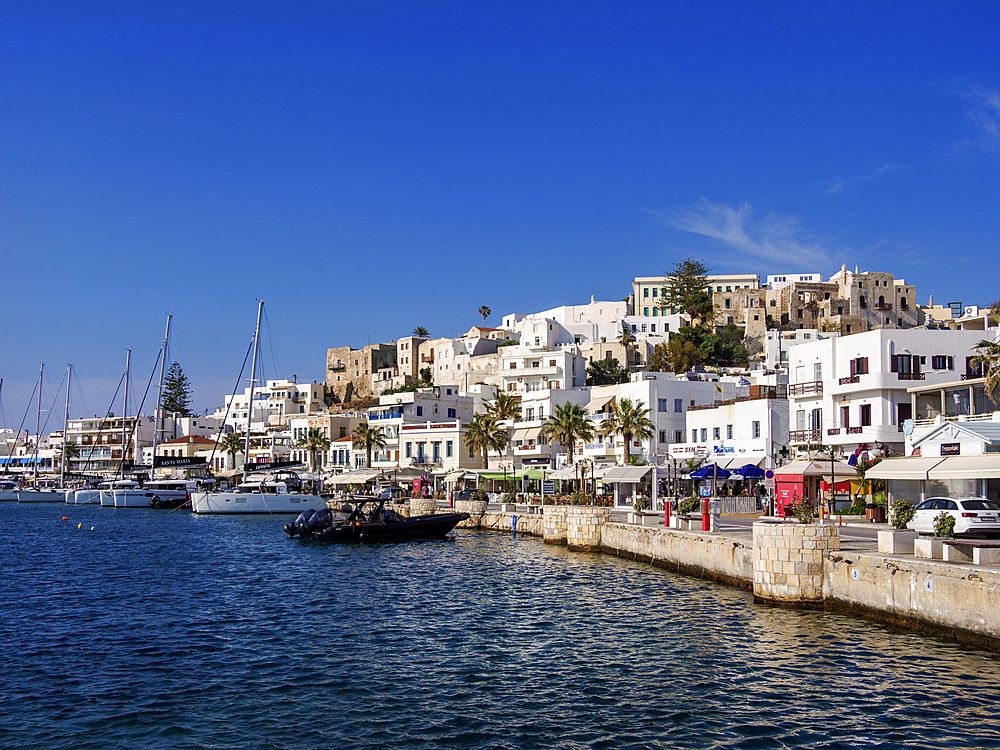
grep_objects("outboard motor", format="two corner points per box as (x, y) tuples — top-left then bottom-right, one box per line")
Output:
(285, 508), (317, 537)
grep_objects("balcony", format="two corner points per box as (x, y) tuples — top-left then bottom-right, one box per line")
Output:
(788, 381), (823, 397)
(525, 366), (562, 376)
(897, 372), (926, 381)
(827, 428), (841, 436)
(789, 429), (822, 443)
(873, 302), (893, 311)
(839, 375), (860, 385)
(847, 426), (864, 434)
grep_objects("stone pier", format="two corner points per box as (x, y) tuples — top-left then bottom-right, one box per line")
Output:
(542, 507), (568, 544)
(566, 506), (610, 551)
(752, 521), (839, 605)
(409, 497), (437, 516)
(455, 499), (487, 528)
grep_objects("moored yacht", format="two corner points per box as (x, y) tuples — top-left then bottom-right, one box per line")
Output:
(115, 478), (201, 509)
(191, 474), (326, 515)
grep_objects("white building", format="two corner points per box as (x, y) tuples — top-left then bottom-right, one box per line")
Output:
(787, 328), (989, 457)
(766, 273), (823, 290)
(681, 384), (788, 470)
(211, 378), (326, 434)
(633, 274), (760, 319)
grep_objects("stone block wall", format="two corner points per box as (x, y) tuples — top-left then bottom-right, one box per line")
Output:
(410, 497), (436, 516)
(543, 507), (568, 544)
(752, 521), (840, 604)
(565, 507), (610, 550)
(455, 499), (487, 528)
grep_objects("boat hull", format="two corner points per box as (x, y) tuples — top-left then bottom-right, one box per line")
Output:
(305, 512), (469, 543)
(190, 492), (327, 515)
(17, 490), (67, 503)
(69, 489), (102, 504)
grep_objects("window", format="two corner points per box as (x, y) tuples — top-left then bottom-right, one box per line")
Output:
(643, 288), (649, 298)
(447, 408), (456, 419)
(931, 355), (954, 370)
(416, 406), (423, 416)
(727, 425), (733, 439)
(692, 429), (698, 443)
(752, 421), (760, 438)
(658, 399), (667, 412)
(446, 440), (453, 458)
(405, 442), (412, 459)
(659, 430), (667, 443)
(860, 404), (872, 426)
(675, 430), (684, 443)
(725, 298), (731, 309)
(701, 428), (708, 442)
(643, 307), (649, 316)
(713, 427), (720, 440)
(446, 388), (452, 395)
(652, 308), (658, 317)
(850, 357), (869, 376)
(652, 288), (658, 297)
(674, 399), (683, 412)
(841, 405), (849, 427)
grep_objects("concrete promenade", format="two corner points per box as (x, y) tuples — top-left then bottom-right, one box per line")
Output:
(445, 502), (1000, 652)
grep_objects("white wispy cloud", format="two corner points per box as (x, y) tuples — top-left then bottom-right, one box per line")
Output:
(658, 199), (834, 269)
(827, 162), (898, 195)
(962, 86), (1000, 154)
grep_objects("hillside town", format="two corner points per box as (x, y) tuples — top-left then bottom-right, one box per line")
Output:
(4, 260), (999, 509)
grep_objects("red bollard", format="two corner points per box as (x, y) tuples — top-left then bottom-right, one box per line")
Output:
(664, 501), (671, 528)
(702, 497), (711, 531)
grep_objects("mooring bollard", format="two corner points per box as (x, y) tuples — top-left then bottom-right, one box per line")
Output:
(512, 514), (517, 535)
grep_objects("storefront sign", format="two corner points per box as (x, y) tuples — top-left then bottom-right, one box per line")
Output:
(941, 443), (961, 456)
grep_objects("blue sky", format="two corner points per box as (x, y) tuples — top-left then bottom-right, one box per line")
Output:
(2, 2), (998, 425)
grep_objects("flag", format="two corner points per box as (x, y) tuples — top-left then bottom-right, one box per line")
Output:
(715, 384), (722, 393)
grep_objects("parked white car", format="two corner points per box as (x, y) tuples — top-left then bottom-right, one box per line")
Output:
(910, 497), (1000, 538)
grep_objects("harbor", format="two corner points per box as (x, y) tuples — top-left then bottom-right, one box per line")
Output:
(4, 500), (1000, 750)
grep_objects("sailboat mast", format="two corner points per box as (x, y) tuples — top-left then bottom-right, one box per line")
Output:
(121, 350), (131, 476)
(151, 314), (173, 478)
(61, 364), (71, 487)
(244, 301), (264, 471)
(34, 363), (43, 485)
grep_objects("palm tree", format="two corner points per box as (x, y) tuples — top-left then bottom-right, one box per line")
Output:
(478, 306), (491, 327)
(487, 391), (521, 463)
(413, 326), (430, 337)
(296, 427), (331, 473)
(57, 442), (79, 472)
(600, 398), (655, 465)
(352, 421), (387, 468)
(221, 432), (244, 471)
(542, 402), (595, 468)
(618, 323), (636, 378)
(464, 413), (508, 469)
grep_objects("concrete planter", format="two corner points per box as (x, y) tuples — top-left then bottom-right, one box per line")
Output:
(752, 521), (840, 604)
(501, 503), (517, 513)
(410, 497), (437, 516)
(877, 529), (917, 555)
(913, 537), (944, 560)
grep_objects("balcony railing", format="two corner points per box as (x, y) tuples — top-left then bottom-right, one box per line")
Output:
(847, 426), (864, 434)
(788, 381), (823, 396)
(897, 372), (926, 381)
(873, 303), (893, 311)
(789, 429), (822, 443)
(827, 428), (841, 436)
(839, 375), (860, 385)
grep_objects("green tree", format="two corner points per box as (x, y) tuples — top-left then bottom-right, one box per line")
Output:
(586, 357), (627, 386)
(413, 326), (430, 337)
(57, 441), (79, 472)
(487, 392), (521, 460)
(601, 398), (656, 465)
(160, 362), (193, 416)
(648, 342), (671, 372)
(419, 366), (433, 384)
(659, 256), (715, 326)
(222, 432), (245, 470)
(972, 301), (1000, 400)
(667, 332), (705, 373)
(542, 402), (595, 469)
(478, 306), (491, 326)
(352, 422), (387, 468)
(464, 413), (508, 469)
(618, 323), (636, 376)
(296, 427), (331, 473)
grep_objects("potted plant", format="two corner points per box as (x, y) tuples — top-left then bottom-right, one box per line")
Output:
(915, 510), (955, 559)
(878, 498), (917, 554)
(790, 496), (815, 524)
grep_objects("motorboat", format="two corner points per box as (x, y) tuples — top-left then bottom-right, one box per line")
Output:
(0, 480), (18, 501)
(69, 484), (104, 504)
(284, 498), (469, 542)
(17, 487), (68, 503)
(190, 473), (327, 515)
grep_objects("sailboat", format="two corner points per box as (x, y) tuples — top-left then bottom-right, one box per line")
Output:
(191, 301), (327, 515)
(17, 364), (69, 502)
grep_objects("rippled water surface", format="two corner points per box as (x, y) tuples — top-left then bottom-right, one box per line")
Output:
(3, 502), (1000, 749)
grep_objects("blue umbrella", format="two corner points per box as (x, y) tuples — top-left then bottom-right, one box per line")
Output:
(731, 464), (765, 479)
(687, 464), (731, 479)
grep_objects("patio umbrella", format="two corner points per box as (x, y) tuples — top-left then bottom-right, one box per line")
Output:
(686, 463), (730, 499)
(730, 464), (765, 479)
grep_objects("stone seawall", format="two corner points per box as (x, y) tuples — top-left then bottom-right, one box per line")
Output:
(459, 509), (1000, 650)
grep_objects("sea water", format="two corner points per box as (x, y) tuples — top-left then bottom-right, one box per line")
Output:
(2, 501), (999, 749)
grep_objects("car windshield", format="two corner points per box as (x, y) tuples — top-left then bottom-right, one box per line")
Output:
(961, 500), (1000, 511)
(915, 500), (937, 510)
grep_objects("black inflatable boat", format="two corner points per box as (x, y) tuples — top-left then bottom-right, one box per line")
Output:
(284, 499), (469, 543)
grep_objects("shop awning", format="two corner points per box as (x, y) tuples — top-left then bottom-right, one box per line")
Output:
(865, 457), (946, 480)
(549, 466), (577, 480)
(773, 457), (855, 477)
(927, 455), (1000, 480)
(327, 470), (380, 484)
(512, 427), (543, 442)
(602, 466), (652, 482)
(442, 469), (468, 482)
(585, 394), (615, 414)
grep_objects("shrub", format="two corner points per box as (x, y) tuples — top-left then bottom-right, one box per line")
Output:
(790, 496), (815, 524)
(679, 496), (701, 515)
(890, 498), (915, 530)
(934, 512), (956, 538)
(471, 489), (489, 504)
(501, 490), (516, 504)
(634, 496), (649, 512)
